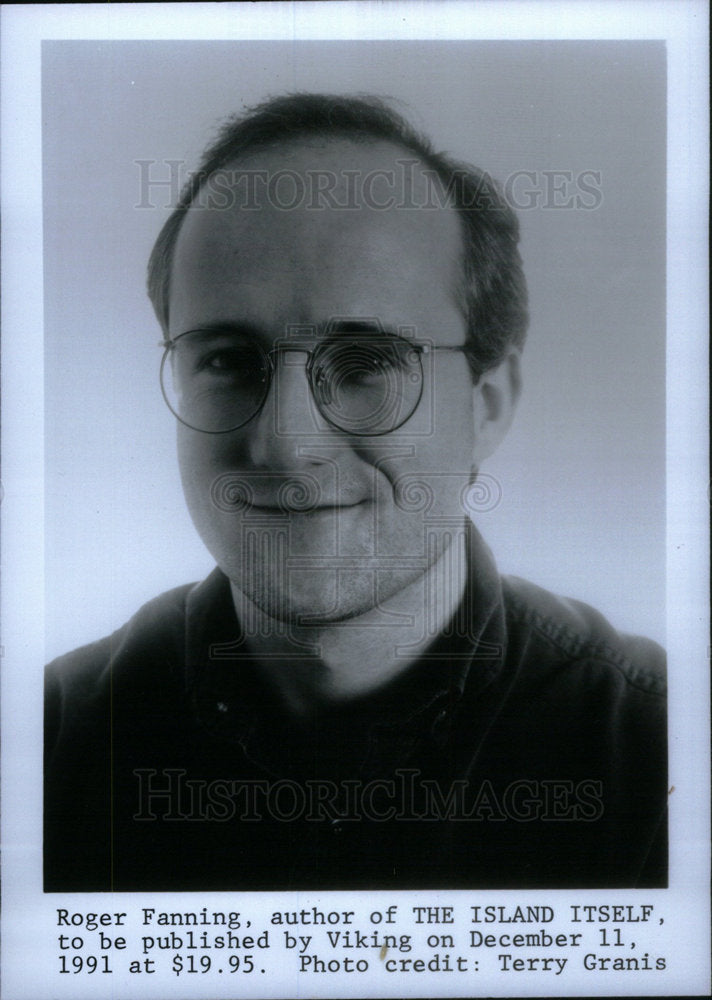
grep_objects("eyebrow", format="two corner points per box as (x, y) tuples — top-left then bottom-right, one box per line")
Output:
(328, 318), (396, 336)
(178, 321), (263, 340)
(179, 318), (404, 340)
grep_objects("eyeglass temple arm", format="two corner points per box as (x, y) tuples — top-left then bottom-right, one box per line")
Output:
(418, 344), (468, 355)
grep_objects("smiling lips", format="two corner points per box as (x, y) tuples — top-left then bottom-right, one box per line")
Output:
(215, 471), (372, 513)
(249, 499), (368, 514)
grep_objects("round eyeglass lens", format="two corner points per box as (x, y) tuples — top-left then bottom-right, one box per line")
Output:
(310, 336), (423, 435)
(161, 331), (270, 433)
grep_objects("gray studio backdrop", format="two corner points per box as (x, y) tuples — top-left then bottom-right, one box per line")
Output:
(42, 40), (665, 661)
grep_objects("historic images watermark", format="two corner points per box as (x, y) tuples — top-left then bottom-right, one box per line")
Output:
(209, 471), (502, 516)
(135, 159), (603, 212)
(133, 768), (605, 823)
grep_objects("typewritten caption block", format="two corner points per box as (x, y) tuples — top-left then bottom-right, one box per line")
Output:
(47, 898), (671, 993)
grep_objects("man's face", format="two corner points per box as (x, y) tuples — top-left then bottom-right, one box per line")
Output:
(169, 139), (480, 624)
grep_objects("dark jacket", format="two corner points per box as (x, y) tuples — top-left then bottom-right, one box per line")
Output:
(45, 529), (667, 891)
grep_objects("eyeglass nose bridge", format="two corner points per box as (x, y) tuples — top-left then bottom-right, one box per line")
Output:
(261, 344), (334, 426)
(264, 344), (333, 409)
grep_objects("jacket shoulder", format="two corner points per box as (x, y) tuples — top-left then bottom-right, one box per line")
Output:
(501, 574), (666, 697)
(45, 583), (196, 745)
(47, 583), (194, 680)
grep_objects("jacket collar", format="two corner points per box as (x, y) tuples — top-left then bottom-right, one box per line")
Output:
(183, 521), (506, 746)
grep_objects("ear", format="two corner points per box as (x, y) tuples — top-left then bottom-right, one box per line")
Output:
(471, 349), (522, 465)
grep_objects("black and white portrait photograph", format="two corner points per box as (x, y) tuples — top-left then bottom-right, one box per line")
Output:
(1, 3), (708, 999)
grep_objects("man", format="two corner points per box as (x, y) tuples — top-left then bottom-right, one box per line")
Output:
(44, 93), (666, 891)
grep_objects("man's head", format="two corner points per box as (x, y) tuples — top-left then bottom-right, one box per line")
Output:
(148, 94), (528, 624)
(148, 93), (528, 378)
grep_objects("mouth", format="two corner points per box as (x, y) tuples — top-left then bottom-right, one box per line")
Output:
(210, 472), (372, 515)
(248, 500), (369, 515)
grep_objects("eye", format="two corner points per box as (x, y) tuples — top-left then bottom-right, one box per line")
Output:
(349, 353), (388, 381)
(323, 339), (409, 387)
(195, 345), (266, 382)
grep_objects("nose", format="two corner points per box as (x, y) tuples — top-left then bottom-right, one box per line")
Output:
(245, 350), (336, 469)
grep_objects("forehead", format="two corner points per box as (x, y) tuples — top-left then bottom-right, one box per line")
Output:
(170, 138), (465, 332)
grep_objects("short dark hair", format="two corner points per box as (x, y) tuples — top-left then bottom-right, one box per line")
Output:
(147, 93), (528, 375)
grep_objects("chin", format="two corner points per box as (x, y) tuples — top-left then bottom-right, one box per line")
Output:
(230, 565), (420, 627)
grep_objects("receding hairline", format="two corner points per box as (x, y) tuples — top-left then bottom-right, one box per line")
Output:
(204, 130), (450, 176)
(147, 92), (528, 372)
(166, 133), (471, 328)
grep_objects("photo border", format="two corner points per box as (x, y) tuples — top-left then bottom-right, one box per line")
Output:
(1, 3), (709, 998)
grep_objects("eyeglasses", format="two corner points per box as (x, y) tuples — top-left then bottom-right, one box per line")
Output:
(160, 326), (467, 436)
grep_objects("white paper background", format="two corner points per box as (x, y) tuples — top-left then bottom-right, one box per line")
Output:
(1, 2), (709, 998)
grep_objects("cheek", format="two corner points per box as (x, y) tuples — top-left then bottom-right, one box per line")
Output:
(378, 374), (476, 469)
(359, 401), (477, 522)
(177, 425), (248, 479)
(178, 428), (209, 490)
(177, 429), (236, 524)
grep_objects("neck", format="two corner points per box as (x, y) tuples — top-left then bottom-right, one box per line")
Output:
(229, 529), (469, 717)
